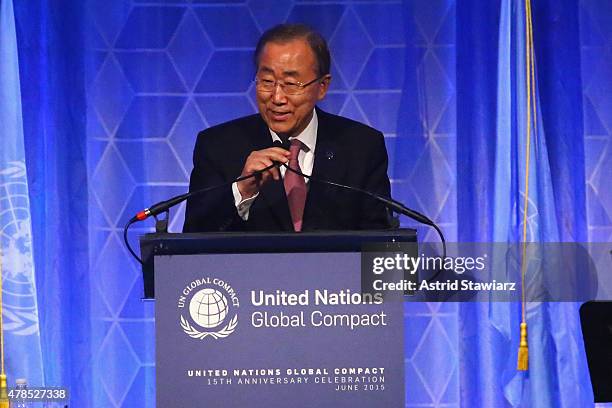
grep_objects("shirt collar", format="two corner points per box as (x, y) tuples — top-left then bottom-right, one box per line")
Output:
(269, 109), (317, 153)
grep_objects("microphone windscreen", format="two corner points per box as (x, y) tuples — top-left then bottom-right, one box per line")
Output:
(272, 139), (289, 150)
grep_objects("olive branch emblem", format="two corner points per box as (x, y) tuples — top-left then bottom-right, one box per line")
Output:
(180, 314), (238, 340)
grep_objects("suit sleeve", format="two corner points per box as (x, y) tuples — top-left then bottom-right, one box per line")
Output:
(182, 131), (245, 232)
(357, 131), (393, 229)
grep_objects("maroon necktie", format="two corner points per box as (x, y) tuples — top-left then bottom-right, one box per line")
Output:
(284, 139), (307, 232)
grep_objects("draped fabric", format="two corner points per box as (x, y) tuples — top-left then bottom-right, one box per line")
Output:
(0, 0), (44, 385)
(457, 0), (592, 406)
(3, 0), (609, 406)
(12, 0), (92, 403)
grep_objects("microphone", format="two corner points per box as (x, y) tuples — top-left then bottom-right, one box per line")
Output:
(278, 151), (436, 227)
(272, 138), (288, 150)
(276, 137), (439, 232)
(123, 154), (283, 264)
(128, 162), (281, 224)
(278, 152), (446, 279)
(131, 140), (290, 223)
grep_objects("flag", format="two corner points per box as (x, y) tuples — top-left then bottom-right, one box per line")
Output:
(492, 0), (592, 406)
(0, 0), (44, 386)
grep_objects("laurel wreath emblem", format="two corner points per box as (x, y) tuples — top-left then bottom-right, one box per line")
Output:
(180, 314), (238, 340)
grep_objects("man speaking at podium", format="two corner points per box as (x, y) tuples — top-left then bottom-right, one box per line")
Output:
(183, 24), (392, 233)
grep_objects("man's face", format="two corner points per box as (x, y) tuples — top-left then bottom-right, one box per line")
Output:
(256, 39), (330, 139)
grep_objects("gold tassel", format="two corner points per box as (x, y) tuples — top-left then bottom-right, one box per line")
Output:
(517, 322), (529, 371)
(0, 373), (9, 408)
(0, 250), (8, 408)
(517, 0), (534, 374)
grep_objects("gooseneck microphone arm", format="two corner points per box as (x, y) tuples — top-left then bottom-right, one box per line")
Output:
(127, 162), (279, 224)
(273, 141), (439, 228)
(123, 162), (280, 265)
(280, 162), (444, 235)
(280, 162), (447, 279)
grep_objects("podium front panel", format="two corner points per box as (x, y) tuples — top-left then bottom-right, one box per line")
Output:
(155, 250), (405, 407)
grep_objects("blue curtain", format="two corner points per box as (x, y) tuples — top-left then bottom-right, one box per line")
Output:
(0, 0), (44, 386)
(12, 0), (92, 404)
(4, 0), (610, 406)
(457, 0), (592, 406)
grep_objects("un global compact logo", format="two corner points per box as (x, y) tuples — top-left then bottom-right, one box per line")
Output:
(178, 278), (239, 340)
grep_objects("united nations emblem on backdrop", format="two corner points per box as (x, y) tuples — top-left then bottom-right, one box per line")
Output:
(178, 277), (240, 340)
(0, 161), (40, 336)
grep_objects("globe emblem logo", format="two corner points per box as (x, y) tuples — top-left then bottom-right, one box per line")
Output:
(179, 278), (239, 340)
(189, 288), (228, 329)
(0, 161), (39, 336)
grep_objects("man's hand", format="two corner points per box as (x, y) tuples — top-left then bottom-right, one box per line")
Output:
(237, 147), (290, 199)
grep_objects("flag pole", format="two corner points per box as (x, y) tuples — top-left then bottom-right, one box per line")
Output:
(517, 0), (537, 372)
(0, 248), (9, 407)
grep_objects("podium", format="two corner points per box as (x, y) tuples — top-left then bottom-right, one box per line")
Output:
(580, 301), (612, 402)
(141, 229), (416, 407)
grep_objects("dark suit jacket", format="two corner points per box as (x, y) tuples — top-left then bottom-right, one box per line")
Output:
(183, 107), (392, 232)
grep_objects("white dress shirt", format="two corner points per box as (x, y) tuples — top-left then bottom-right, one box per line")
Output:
(231, 109), (318, 220)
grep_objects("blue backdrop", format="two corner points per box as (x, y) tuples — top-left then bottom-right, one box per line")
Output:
(2, 0), (610, 406)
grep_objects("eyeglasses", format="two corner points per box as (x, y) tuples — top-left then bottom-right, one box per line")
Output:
(254, 76), (323, 95)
